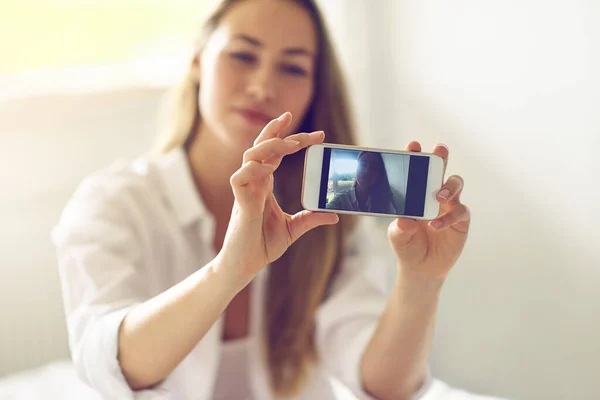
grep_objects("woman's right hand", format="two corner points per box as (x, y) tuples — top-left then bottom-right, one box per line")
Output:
(215, 112), (339, 287)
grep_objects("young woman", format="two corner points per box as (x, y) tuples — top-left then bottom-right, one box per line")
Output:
(327, 151), (404, 214)
(52, 0), (471, 399)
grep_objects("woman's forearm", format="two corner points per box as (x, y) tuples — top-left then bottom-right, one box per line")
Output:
(361, 268), (444, 400)
(117, 256), (245, 390)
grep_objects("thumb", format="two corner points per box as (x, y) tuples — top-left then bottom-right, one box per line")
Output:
(288, 210), (339, 243)
(387, 217), (419, 248)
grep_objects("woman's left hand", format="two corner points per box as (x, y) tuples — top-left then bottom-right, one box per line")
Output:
(388, 142), (470, 280)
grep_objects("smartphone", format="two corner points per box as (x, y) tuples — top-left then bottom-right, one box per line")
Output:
(301, 143), (445, 220)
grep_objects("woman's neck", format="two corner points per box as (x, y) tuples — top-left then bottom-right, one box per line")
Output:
(187, 124), (243, 224)
(355, 181), (370, 205)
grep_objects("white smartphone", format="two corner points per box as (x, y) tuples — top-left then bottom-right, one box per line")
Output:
(301, 143), (445, 220)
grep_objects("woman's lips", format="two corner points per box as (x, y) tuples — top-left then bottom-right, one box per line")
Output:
(236, 109), (273, 126)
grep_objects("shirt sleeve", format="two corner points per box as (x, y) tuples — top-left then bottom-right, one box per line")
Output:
(51, 176), (168, 400)
(315, 219), (433, 400)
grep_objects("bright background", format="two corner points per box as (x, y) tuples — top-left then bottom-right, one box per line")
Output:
(329, 150), (359, 179)
(1, 1), (599, 399)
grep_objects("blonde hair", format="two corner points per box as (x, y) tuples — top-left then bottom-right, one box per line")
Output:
(153, 0), (358, 396)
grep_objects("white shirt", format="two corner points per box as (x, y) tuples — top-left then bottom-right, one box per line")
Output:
(212, 338), (253, 400)
(51, 148), (432, 400)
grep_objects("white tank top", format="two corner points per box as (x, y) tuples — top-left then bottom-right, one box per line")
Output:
(212, 337), (254, 400)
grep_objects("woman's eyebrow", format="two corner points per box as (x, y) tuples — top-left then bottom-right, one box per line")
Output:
(232, 34), (314, 57)
(233, 34), (262, 46)
(283, 47), (314, 58)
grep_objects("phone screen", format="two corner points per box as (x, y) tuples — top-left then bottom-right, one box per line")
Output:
(318, 147), (430, 217)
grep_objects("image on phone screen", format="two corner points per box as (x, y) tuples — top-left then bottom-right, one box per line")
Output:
(319, 148), (430, 217)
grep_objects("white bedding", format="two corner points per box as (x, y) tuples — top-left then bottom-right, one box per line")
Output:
(0, 361), (507, 400)
(0, 361), (100, 400)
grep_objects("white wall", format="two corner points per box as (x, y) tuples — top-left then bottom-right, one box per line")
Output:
(381, 154), (409, 199)
(320, 1), (600, 399)
(0, 89), (163, 377)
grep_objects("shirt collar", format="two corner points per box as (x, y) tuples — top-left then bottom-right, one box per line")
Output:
(155, 147), (211, 227)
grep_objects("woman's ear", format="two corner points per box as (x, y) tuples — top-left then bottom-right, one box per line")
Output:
(190, 54), (201, 84)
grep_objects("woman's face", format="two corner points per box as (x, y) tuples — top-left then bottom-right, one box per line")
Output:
(197, 0), (317, 152)
(356, 153), (383, 189)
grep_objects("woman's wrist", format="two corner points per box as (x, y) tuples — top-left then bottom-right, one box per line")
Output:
(210, 252), (258, 295)
(395, 265), (445, 306)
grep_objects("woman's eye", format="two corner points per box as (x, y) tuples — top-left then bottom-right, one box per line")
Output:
(230, 52), (256, 64)
(281, 64), (308, 77)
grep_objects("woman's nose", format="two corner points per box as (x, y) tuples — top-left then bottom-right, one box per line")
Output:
(246, 65), (276, 102)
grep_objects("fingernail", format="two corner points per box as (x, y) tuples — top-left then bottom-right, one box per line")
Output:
(436, 143), (449, 151)
(284, 139), (301, 146)
(437, 189), (451, 200)
(430, 219), (443, 230)
(309, 130), (324, 137)
(277, 112), (289, 122)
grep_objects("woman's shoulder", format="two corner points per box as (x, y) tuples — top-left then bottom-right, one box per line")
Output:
(56, 150), (182, 232)
(327, 186), (353, 207)
(52, 156), (145, 246)
(70, 154), (158, 208)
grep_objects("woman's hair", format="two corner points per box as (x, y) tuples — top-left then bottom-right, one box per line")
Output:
(153, 0), (358, 395)
(357, 151), (394, 213)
